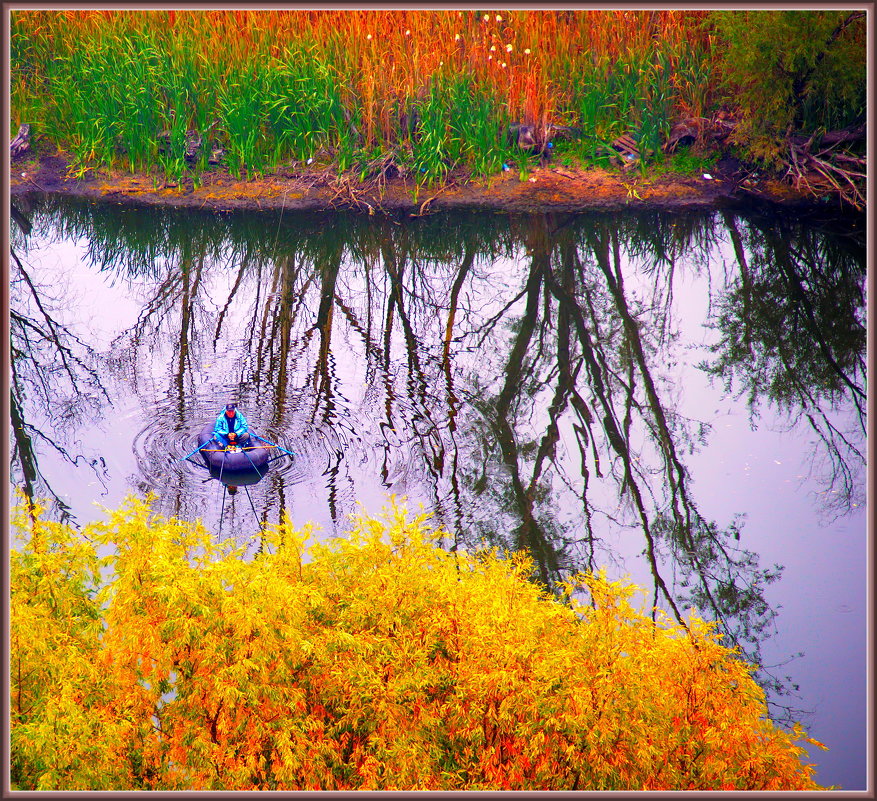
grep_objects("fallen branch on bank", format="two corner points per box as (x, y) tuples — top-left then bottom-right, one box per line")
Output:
(658, 113), (865, 208)
(327, 173), (377, 215)
(785, 123), (866, 209)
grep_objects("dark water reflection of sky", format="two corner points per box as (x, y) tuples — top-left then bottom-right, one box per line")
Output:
(9, 197), (867, 789)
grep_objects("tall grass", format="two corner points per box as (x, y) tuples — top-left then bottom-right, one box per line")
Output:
(11, 10), (717, 183)
(411, 72), (515, 185)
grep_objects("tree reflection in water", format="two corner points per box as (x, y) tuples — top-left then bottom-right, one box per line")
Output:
(10, 199), (111, 522)
(10, 195), (865, 720)
(704, 210), (866, 520)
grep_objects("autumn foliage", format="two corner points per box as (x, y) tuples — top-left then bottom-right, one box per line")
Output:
(11, 496), (825, 790)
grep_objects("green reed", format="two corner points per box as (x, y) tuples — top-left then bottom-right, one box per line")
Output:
(11, 11), (722, 182)
(460, 79), (515, 177)
(216, 67), (268, 178)
(264, 48), (351, 168)
(410, 73), (514, 185)
(635, 53), (674, 166)
(558, 44), (708, 171)
(410, 76), (457, 184)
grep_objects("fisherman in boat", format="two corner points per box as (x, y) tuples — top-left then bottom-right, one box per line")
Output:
(213, 403), (250, 448)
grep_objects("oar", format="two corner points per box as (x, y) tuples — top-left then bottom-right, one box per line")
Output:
(251, 434), (296, 457)
(198, 445), (280, 452)
(178, 442), (207, 461)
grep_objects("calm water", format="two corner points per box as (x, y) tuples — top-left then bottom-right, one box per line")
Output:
(9, 194), (867, 789)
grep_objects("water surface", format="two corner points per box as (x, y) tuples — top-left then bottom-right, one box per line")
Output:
(9, 195), (866, 789)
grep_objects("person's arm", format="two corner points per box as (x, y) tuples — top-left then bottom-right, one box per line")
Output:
(236, 412), (249, 434)
(213, 414), (227, 443)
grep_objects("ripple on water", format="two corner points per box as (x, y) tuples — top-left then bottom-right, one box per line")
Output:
(126, 360), (466, 538)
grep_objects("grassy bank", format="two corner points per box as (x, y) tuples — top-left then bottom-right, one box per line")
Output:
(10, 10), (865, 191)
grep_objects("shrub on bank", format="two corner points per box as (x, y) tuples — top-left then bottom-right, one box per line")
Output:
(11, 495), (825, 790)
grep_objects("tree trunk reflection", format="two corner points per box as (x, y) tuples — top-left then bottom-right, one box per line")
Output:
(10, 195), (865, 717)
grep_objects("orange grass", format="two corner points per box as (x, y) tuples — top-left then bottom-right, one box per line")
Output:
(11, 10), (715, 177)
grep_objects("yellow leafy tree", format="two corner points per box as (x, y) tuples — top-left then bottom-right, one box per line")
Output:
(11, 495), (827, 790)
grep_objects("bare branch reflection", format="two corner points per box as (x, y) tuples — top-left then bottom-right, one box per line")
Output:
(14, 195), (865, 720)
(704, 211), (866, 518)
(10, 199), (111, 521)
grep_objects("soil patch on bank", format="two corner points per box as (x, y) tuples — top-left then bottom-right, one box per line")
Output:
(10, 149), (822, 214)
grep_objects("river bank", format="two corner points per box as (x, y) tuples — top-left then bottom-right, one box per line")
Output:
(10, 148), (826, 215)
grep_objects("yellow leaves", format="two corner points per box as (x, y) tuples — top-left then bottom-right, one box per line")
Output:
(10, 496), (827, 791)
(330, 628), (372, 656)
(792, 722), (829, 752)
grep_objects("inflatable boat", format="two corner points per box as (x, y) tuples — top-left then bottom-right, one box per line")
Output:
(196, 422), (272, 485)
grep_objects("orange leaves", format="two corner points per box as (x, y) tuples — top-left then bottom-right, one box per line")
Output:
(11, 496), (826, 790)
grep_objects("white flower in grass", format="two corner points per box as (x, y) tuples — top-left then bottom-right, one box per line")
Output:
(490, 45), (496, 51)
(496, 15), (502, 22)
(455, 33), (461, 41)
(405, 29), (410, 36)
(366, 33), (372, 40)
(506, 43), (513, 52)
(524, 48), (531, 55)
(501, 62), (506, 68)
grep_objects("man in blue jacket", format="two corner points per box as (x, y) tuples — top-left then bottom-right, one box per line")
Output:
(214, 403), (250, 448)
